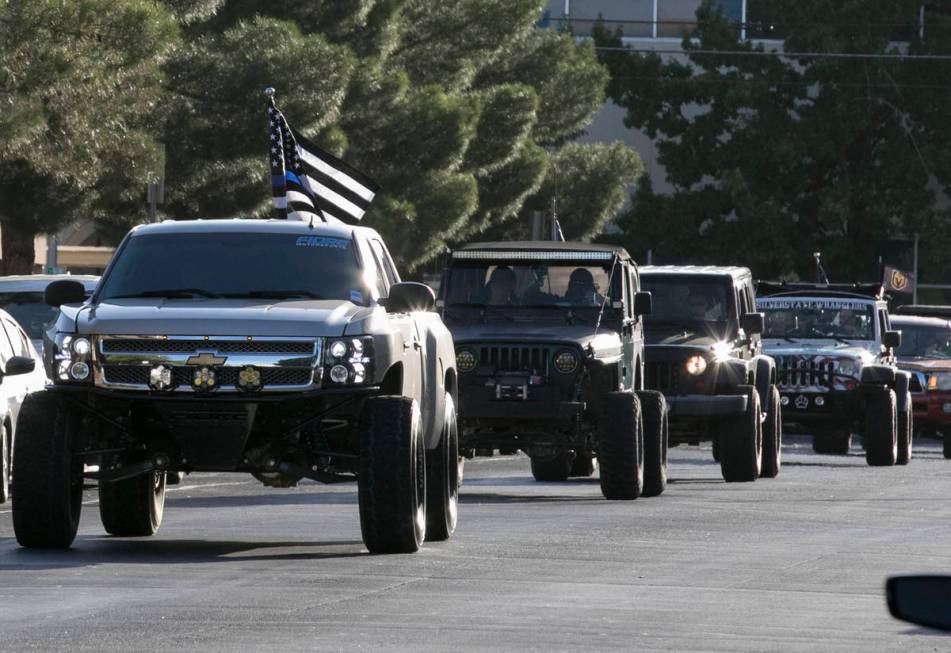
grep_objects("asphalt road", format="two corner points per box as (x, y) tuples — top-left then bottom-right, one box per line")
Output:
(1, 434), (950, 652)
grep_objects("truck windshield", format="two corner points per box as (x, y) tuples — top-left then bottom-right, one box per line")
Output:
(758, 298), (875, 340)
(640, 277), (733, 326)
(443, 262), (619, 308)
(896, 324), (951, 358)
(98, 232), (368, 305)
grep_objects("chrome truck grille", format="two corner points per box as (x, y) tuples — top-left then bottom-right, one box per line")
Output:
(776, 356), (835, 389)
(94, 336), (321, 393)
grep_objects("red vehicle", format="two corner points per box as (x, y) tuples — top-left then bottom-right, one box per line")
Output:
(891, 313), (951, 458)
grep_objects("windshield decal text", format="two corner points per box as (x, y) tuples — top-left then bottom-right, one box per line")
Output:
(296, 236), (349, 249)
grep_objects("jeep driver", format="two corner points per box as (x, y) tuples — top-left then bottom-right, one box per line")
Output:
(639, 266), (782, 482)
(757, 282), (912, 466)
(12, 219), (459, 554)
(440, 242), (667, 500)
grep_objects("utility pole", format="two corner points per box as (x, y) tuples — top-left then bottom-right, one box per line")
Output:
(46, 235), (58, 274)
(147, 175), (165, 223)
(913, 233), (919, 304)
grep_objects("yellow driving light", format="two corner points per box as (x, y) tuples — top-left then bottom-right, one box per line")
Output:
(456, 348), (477, 372)
(237, 366), (262, 392)
(685, 355), (707, 375)
(193, 366), (217, 391)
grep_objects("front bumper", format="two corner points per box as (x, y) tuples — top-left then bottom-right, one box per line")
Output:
(778, 389), (860, 428)
(459, 392), (583, 421)
(666, 394), (748, 418)
(911, 391), (951, 427)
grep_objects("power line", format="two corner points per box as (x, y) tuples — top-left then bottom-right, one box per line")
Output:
(611, 75), (951, 90)
(594, 46), (951, 61)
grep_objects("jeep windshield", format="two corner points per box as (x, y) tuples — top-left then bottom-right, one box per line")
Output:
(97, 232), (368, 305)
(758, 298), (875, 341)
(443, 263), (620, 309)
(896, 324), (951, 358)
(640, 276), (733, 333)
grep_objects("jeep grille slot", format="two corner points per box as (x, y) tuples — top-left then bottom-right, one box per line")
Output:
(646, 362), (679, 393)
(776, 356), (834, 389)
(479, 345), (550, 374)
(100, 339), (315, 354)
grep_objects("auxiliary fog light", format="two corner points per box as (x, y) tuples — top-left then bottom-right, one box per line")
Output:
(943, 402), (951, 414)
(193, 366), (217, 391)
(69, 361), (90, 381)
(329, 364), (349, 384)
(814, 396), (826, 407)
(149, 364), (174, 391)
(685, 355), (707, 376)
(780, 395), (790, 406)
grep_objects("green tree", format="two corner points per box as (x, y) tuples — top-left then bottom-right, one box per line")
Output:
(0, 0), (178, 273)
(155, 0), (638, 270)
(597, 1), (951, 281)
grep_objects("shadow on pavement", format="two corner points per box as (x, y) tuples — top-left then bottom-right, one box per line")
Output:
(165, 491), (358, 509)
(0, 537), (367, 569)
(460, 492), (603, 504)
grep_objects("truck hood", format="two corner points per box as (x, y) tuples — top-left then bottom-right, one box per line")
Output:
(449, 322), (621, 358)
(68, 298), (376, 337)
(761, 338), (879, 361)
(898, 357), (951, 372)
(645, 329), (719, 348)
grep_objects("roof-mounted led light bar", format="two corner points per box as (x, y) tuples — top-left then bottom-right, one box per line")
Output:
(451, 250), (615, 261)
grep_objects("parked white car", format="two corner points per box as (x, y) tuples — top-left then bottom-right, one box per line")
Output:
(0, 308), (47, 502)
(0, 275), (99, 357)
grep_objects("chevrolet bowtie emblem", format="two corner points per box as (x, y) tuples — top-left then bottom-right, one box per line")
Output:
(186, 352), (227, 366)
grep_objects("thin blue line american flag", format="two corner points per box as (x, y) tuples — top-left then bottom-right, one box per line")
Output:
(267, 98), (378, 224)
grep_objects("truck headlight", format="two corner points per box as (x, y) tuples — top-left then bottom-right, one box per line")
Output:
(324, 336), (374, 385)
(685, 355), (707, 375)
(51, 333), (93, 384)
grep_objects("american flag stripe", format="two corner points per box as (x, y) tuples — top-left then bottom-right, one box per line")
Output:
(267, 96), (377, 224)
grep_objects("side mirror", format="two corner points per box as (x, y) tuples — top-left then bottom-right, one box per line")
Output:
(741, 312), (765, 335)
(385, 282), (436, 313)
(45, 280), (86, 307)
(633, 291), (652, 317)
(887, 575), (951, 631)
(883, 330), (902, 349)
(4, 356), (35, 377)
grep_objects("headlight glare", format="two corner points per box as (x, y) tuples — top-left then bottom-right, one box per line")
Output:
(72, 337), (91, 356)
(685, 355), (707, 375)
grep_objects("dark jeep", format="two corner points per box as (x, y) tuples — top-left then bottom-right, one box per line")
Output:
(639, 266), (782, 482)
(440, 242), (667, 500)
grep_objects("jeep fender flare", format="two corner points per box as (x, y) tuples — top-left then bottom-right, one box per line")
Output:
(861, 365), (896, 386)
(715, 359), (749, 390)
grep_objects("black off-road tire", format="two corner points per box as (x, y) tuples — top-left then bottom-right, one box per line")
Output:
(425, 394), (459, 542)
(599, 391), (644, 500)
(99, 471), (166, 536)
(813, 433), (852, 455)
(166, 471), (184, 485)
(712, 437), (721, 462)
(719, 385), (762, 483)
(358, 396), (427, 554)
(0, 423), (10, 504)
(864, 387), (897, 467)
(896, 394), (913, 465)
(530, 451), (572, 481)
(569, 452), (597, 477)
(12, 392), (84, 549)
(944, 434), (951, 460)
(636, 390), (668, 497)
(760, 385), (782, 478)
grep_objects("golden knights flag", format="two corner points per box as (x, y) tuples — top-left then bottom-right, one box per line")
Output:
(266, 91), (378, 224)
(883, 265), (916, 295)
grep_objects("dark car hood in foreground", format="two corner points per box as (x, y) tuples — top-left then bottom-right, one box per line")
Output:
(64, 298), (374, 338)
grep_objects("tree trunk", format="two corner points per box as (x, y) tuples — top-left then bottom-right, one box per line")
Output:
(1, 218), (37, 275)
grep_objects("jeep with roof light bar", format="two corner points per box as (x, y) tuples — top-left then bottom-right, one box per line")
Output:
(11, 219), (459, 554)
(639, 266), (782, 482)
(440, 242), (667, 500)
(756, 281), (912, 466)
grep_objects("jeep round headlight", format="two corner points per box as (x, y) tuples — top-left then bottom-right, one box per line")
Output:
(836, 358), (858, 377)
(329, 340), (348, 358)
(685, 355), (707, 376)
(456, 348), (477, 372)
(553, 349), (579, 374)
